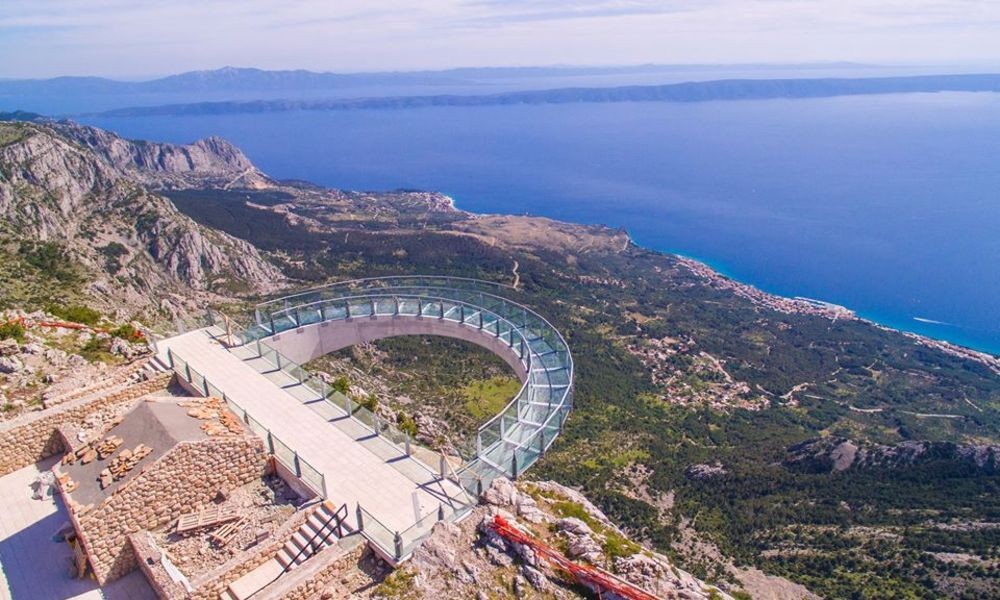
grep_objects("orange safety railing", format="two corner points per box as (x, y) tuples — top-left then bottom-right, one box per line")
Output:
(487, 514), (662, 600)
(2, 316), (144, 340)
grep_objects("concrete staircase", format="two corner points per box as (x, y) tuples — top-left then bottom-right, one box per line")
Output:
(276, 500), (347, 569)
(130, 355), (171, 383)
(223, 501), (348, 600)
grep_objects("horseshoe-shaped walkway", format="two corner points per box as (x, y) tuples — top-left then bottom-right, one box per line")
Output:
(157, 277), (572, 562)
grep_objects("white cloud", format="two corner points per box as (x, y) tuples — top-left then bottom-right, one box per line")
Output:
(1, 0), (999, 78)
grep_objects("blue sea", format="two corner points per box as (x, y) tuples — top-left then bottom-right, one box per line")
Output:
(76, 93), (1000, 354)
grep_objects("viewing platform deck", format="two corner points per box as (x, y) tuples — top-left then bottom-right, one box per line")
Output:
(156, 277), (573, 562)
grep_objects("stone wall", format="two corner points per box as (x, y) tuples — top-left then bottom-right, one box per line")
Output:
(75, 435), (266, 584)
(188, 501), (317, 600)
(129, 532), (190, 599)
(0, 373), (171, 477)
(254, 542), (364, 600)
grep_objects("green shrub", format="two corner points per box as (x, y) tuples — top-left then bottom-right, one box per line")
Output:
(0, 321), (25, 342)
(358, 394), (379, 413)
(396, 412), (419, 438)
(98, 242), (129, 274)
(110, 323), (143, 343)
(331, 375), (350, 394)
(47, 304), (101, 326)
(18, 241), (80, 283)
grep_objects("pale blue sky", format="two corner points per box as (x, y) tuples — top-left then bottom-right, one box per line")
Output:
(3, 0), (1000, 79)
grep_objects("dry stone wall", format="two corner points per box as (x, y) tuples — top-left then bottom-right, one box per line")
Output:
(129, 532), (190, 599)
(254, 543), (364, 600)
(76, 435), (266, 584)
(0, 373), (170, 476)
(188, 501), (316, 600)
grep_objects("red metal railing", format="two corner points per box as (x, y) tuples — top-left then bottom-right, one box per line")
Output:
(487, 514), (662, 600)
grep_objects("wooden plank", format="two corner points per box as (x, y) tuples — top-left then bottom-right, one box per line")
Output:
(175, 505), (240, 534)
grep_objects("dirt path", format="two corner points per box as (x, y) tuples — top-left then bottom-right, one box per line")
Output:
(511, 260), (520, 289)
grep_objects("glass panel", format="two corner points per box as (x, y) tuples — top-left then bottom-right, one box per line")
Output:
(272, 435), (296, 470)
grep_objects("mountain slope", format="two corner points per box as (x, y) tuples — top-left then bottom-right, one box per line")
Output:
(0, 119), (284, 318)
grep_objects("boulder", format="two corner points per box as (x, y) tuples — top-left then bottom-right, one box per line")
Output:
(0, 356), (24, 374)
(0, 339), (19, 356)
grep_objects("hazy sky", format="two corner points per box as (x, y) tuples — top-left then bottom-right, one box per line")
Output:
(3, 0), (1000, 79)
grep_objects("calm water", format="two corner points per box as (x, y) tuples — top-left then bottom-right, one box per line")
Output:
(82, 93), (1000, 354)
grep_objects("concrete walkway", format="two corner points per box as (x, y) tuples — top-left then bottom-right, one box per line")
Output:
(157, 330), (468, 540)
(0, 460), (155, 600)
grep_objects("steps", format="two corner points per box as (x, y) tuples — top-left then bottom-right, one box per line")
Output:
(275, 500), (345, 569)
(224, 501), (346, 600)
(130, 356), (170, 383)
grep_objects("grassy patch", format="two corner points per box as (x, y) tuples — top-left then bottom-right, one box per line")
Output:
(462, 376), (521, 421)
(373, 567), (417, 599)
(0, 321), (25, 342)
(47, 304), (102, 326)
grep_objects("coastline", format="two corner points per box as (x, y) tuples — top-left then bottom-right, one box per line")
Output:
(673, 257), (1000, 374)
(447, 192), (1000, 364)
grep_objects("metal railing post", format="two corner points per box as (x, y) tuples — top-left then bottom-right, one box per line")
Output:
(184, 363), (192, 382)
(438, 300), (444, 319)
(405, 433), (411, 456)
(256, 338), (262, 357)
(269, 314), (275, 334)
(294, 453), (302, 477)
(343, 393), (351, 415)
(321, 380), (328, 401)
(437, 503), (445, 521)
(439, 453), (447, 478)
(346, 301), (352, 319)
(511, 453), (519, 479)
(202, 378), (209, 396)
(394, 532), (403, 559)
(267, 431), (275, 454)
(356, 504), (364, 531)
(275, 352), (281, 370)
(370, 299), (376, 316)
(167, 348), (174, 368)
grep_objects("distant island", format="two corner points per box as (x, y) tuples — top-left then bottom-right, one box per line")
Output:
(78, 73), (1000, 117)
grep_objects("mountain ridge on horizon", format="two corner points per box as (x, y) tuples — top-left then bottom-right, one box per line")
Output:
(70, 72), (1000, 118)
(0, 61), (888, 87)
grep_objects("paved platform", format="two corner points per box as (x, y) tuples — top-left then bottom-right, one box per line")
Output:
(0, 460), (155, 600)
(157, 330), (468, 539)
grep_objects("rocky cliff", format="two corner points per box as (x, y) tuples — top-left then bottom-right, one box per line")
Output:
(0, 119), (284, 318)
(53, 121), (271, 189)
(784, 436), (1000, 474)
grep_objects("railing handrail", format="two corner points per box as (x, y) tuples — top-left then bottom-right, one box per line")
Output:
(254, 276), (513, 313)
(165, 347), (327, 498)
(200, 277), (573, 553)
(252, 290), (573, 442)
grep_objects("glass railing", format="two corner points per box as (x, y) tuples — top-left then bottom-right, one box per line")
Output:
(202, 314), (439, 480)
(228, 279), (574, 497)
(164, 347), (327, 499)
(197, 277), (573, 559)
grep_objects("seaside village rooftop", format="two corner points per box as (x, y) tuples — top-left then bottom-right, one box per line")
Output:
(0, 277), (579, 600)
